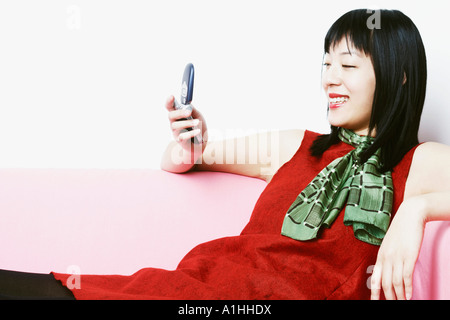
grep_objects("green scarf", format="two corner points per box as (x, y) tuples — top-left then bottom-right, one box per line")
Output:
(281, 128), (393, 245)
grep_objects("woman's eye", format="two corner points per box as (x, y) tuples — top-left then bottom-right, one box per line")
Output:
(343, 65), (356, 68)
(323, 63), (331, 67)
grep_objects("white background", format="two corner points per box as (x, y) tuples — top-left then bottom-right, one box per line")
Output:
(0, 0), (448, 169)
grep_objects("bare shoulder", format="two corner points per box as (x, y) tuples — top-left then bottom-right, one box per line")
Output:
(412, 141), (450, 167)
(406, 142), (450, 196)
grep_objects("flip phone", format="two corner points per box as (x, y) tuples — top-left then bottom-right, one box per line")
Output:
(174, 63), (201, 144)
(181, 63), (194, 105)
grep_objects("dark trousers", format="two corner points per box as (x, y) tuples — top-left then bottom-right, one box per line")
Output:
(0, 269), (75, 300)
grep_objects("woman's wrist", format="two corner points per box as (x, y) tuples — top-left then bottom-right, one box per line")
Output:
(402, 192), (450, 225)
(418, 192), (450, 223)
(398, 195), (428, 226)
(161, 140), (204, 173)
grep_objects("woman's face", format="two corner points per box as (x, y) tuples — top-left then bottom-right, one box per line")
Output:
(322, 38), (376, 136)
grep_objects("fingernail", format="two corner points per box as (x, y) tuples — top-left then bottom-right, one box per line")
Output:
(192, 119), (200, 126)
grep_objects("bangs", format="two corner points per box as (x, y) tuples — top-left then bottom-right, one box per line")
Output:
(324, 9), (373, 56)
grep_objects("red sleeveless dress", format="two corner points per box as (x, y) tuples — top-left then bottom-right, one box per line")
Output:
(52, 130), (418, 299)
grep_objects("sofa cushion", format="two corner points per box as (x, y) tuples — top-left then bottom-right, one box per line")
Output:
(0, 169), (266, 275)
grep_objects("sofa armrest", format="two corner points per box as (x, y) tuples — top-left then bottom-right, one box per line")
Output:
(413, 221), (450, 300)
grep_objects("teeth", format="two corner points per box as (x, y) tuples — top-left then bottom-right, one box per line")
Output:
(330, 97), (349, 104)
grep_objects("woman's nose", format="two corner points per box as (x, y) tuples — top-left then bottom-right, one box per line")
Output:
(323, 65), (342, 87)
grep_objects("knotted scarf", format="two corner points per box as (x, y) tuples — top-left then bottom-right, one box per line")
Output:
(281, 128), (393, 245)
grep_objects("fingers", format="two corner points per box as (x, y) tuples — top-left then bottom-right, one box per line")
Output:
(381, 262), (396, 300)
(392, 262), (405, 300)
(370, 264), (382, 300)
(171, 118), (199, 131)
(177, 128), (202, 143)
(165, 95), (176, 111)
(172, 119), (201, 143)
(168, 107), (193, 123)
(166, 96), (192, 121)
(371, 260), (414, 300)
(166, 95), (195, 121)
(403, 260), (415, 300)
(165, 95), (202, 143)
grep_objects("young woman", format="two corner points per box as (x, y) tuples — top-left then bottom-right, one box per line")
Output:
(162, 8), (450, 300)
(2, 9), (449, 300)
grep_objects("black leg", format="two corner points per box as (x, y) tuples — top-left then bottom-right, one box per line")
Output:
(0, 269), (75, 300)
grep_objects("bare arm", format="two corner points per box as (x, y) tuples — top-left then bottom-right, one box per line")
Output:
(160, 96), (304, 182)
(371, 142), (450, 300)
(195, 130), (304, 182)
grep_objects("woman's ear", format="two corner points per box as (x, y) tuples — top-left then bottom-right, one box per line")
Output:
(403, 72), (407, 85)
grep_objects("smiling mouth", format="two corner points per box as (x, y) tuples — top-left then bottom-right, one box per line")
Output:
(328, 94), (349, 109)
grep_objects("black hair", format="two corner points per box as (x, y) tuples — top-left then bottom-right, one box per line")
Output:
(310, 9), (427, 172)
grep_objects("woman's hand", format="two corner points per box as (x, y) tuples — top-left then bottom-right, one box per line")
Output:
(166, 95), (207, 150)
(370, 196), (427, 300)
(161, 95), (208, 173)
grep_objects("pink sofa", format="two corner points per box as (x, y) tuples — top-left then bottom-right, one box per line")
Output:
(0, 169), (448, 299)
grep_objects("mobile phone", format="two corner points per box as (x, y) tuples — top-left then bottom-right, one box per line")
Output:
(181, 63), (194, 105)
(174, 63), (201, 144)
